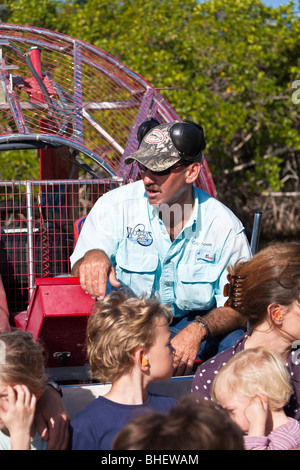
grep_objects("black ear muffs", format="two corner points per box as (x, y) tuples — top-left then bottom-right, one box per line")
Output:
(170, 121), (206, 159)
(137, 118), (160, 145)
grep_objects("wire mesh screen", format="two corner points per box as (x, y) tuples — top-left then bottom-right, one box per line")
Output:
(0, 23), (182, 180)
(0, 23), (216, 192)
(0, 179), (121, 314)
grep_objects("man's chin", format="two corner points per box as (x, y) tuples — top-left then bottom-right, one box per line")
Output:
(146, 191), (162, 205)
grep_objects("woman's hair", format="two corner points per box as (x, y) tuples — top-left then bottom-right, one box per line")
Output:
(86, 291), (173, 383)
(226, 242), (300, 327)
(112, 393), (244, 450)
(211, 347), (293, 411)
(0, 329), (46, 395)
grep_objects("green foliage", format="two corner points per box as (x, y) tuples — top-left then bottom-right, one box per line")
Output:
(0, 149), (39, 180)
(5, 0), (68, 31)
(3, 0), (300, 198)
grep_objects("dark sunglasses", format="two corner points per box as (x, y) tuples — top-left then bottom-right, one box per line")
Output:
(137, 119), (206, 160)
(137, 161), (190, 177)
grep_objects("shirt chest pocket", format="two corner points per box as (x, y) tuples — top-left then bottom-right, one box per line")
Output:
(176, 262), (221, 310)
(178, 262), (220, 283)
(115, 249), (159, 296)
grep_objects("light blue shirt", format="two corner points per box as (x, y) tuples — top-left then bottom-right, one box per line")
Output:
(70, 180), (251, 317)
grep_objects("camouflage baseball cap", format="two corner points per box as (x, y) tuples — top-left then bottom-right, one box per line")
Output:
(124, 121), (205, 172)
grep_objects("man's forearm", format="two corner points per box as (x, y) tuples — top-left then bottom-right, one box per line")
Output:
(197, 306), (246, 339)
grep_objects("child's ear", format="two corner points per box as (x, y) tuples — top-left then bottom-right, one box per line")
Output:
(133, 348), (149, 369)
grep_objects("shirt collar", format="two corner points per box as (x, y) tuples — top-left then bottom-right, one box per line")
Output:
(190, 186), (199, 225)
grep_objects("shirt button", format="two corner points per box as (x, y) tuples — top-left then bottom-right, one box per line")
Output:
(165, 282), (170, 286)
(166, 259), (171, 264)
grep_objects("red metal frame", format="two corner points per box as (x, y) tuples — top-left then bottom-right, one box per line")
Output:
(14, 277), (95, 368)
(0, 179), (120, 316)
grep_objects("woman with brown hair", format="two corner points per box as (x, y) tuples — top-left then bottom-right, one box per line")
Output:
(192, 242), (300, 421)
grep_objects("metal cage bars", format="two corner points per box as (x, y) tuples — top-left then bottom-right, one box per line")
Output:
(0, 178), (122, 314)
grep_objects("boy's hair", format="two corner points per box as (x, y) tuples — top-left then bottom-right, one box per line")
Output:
(86, 291), (173, 383)
(211, 347), (293, 411)
(0, 329), (46, 395)
(112, 393), (244, 450)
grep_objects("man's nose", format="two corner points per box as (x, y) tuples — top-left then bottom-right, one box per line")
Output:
(142, 170), (157, 184)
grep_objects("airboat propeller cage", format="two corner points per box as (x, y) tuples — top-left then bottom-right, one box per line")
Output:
(0, 23), (216, 192)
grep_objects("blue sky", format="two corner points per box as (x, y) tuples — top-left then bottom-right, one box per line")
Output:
(263, 0), (300, 12)
(262, 0), (298, 8)
(263, 0), (296, 5)
(197, 0), (298, 7)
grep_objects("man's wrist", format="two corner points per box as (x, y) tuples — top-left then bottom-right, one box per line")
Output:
(194, 316), (211, 340)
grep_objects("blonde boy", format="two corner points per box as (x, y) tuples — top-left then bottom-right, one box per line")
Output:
(71, 291), (177, 450)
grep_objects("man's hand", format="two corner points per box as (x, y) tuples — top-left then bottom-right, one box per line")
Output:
(74, 249), (120, 299)
(35, 385), (70, 450)
(171, 322), (206, 376)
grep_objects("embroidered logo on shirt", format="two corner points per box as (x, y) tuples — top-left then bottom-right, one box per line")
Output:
(127, 224), (153, 246)
(196, 249), (215, 262)
(203, 253), (215, 262)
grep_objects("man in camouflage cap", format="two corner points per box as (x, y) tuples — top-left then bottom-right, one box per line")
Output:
(71, 120), (251, 375)
(124, 120), (205, 172)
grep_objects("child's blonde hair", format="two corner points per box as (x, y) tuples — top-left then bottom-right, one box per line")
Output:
(211, 347), (293, 411)
(86, 291), (173, 384)
(0, 329), (46, 395)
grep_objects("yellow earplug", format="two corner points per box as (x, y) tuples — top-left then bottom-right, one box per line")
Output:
(276, 312), (283, 324)
(141, 357), (148, 366)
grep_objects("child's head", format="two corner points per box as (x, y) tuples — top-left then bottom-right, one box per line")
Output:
(211, 347), (293, 432)
(86, 291), (174, 384)
(0, 329), (46, 395)
(112, 393), (244, 450)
